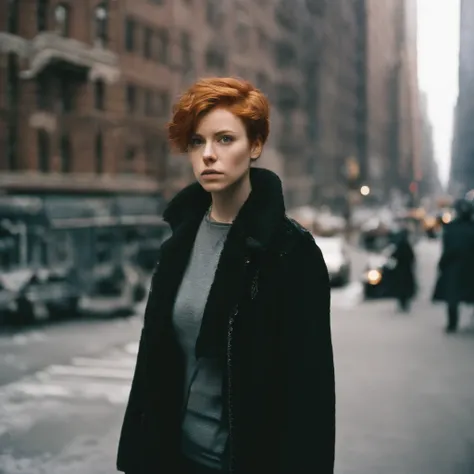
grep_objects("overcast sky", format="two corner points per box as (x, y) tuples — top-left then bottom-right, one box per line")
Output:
(417, 0), (460, 186)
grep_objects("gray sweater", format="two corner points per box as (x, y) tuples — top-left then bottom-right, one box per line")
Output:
(172, 211), (231, 469)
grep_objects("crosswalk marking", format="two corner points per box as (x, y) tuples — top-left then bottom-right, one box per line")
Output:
(0, 281), (361, 419)
(43, 364), (134, 380)
(71, 356), (136, 368)
(0, 343), (138, 408)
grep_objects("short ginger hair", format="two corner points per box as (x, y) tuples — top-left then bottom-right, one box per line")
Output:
(167, 77), (270, 153)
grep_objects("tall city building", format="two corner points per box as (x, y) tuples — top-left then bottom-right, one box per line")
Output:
(450, 0), (474, 197)
(361, 0), (421, 203)
(305, 0), (365, 210)
(418, 92), (441, 198)
(0, 0), (421, 209)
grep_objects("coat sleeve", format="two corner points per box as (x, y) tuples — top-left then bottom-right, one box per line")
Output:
(116, 327), (146, 473)
(278, 231), (335, 474)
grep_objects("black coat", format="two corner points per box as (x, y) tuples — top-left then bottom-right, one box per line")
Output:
(391, 239), (416, 299)
(433, 219), (474, 304)
(116, 168), (335, 474)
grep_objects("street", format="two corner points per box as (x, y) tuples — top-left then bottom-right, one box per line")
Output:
(1, 240), (474, 474)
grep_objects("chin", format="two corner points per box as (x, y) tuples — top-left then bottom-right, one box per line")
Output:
(199, 180), (230, 193)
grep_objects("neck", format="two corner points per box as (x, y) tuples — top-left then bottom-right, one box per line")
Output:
(209, 172), (251, 224)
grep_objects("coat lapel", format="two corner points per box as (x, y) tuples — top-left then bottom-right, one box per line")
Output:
(195, 222), (251, 358)
(147, 168), (286, 359)
(146, 215), (203, 333)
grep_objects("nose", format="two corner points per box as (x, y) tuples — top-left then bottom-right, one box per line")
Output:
(202, 140), (217, 164)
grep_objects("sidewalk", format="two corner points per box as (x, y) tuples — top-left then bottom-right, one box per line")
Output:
(333, 241), (474, 474)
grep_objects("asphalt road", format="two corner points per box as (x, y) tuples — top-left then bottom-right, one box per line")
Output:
(1, 239), (474, 474)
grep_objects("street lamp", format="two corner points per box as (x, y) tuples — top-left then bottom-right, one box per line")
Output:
(360, 185), (370, 197)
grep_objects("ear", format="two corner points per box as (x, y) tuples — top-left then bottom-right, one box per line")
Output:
(250, 139), (263, 161)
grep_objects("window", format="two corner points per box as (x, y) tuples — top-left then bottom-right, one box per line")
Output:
(257, 29), (268, 52)
(54, 4), (69, 36)
(125, 147), (136, 172)
(37, 130), (50, 173)
(205, 47), (226, 71)
(95, 3), (108, 45)
(145, 90), (153, 116)
(156, 29), (169, 63)
(236, 23), (250, 53)
(60, 76), (75, 112)
(7, 0), (19, 34)
(157, 91), (170, 116)
(144, 137), (156, 171)
(206, 0), (222, 27)
(126, 84), (136, 113)
(305, 0), (326, 16)
(181, 32), (193, 73)
(275, 0), (297, 31)
(95, 133), (104, 174)
(37, 0), (48, 32)
(94, 80), (105, 110)
(6, 124), (18, 170)
(274, 40), (297, 68)
(126, 147), (136, 161)
(275, 82), (299, 110)
(144, 27), (153, 59)
(60, 135), (72, 173)
(36, 75), (51, 110)
(256, 72), (271, 98)
(125, 18), (135, 52)
(157, 140), (168, 181)
(6, 54), (19, 109)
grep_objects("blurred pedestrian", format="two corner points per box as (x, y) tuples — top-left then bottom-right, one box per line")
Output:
(433, 199), (474, 333)
(390, 228), (416, 312)
(116, 77), (335, 474)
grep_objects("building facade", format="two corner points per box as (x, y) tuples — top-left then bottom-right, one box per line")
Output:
(361, 0), (421, 203)
(306, 0), (365, 210)
(450, 0), (474, 197)
(0, 0), (421, 209)
(0, 0), (171, 199)
(418, 92), (441, 198)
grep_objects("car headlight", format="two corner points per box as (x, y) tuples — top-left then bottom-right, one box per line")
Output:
(367, 269), (382, 285)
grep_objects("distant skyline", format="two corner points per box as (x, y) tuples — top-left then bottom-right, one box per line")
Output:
(417, 0), (460, 186)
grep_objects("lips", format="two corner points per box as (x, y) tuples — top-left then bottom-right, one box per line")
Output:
(201, 170), (223, 176)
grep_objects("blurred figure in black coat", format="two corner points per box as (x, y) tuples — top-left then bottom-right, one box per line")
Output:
(433, 199), (474, 332)
(390, 228), (416, 312)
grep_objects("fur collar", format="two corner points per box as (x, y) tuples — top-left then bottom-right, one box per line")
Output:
(149, 168), (287, 359)
(163, 167), (286, 249)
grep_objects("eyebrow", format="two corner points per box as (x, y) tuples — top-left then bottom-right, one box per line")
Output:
(193, 130), (236, 136)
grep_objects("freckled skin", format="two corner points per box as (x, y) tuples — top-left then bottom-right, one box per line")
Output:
(188, 108), (262, 195)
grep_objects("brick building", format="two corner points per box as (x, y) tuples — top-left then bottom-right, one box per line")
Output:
(450, 0), (474, 197)
(0, 0), (171, 199)
(0, 0), (420, 209)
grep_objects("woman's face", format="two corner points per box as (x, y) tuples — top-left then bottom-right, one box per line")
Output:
(188, 107), (262, 193)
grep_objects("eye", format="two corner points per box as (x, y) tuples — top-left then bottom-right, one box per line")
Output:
(218, 135), (234, 144)
(189, 136), (203, 148)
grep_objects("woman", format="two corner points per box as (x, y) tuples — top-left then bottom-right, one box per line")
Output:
(390, 228), (416, 312)
(433, 198), (474, 332)
(116, 77), (335, 474)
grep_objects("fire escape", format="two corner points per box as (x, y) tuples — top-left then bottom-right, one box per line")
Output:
(0, 0), (120, 189)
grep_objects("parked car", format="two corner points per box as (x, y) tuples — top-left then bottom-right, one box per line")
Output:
(314, 235), (351, 287)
